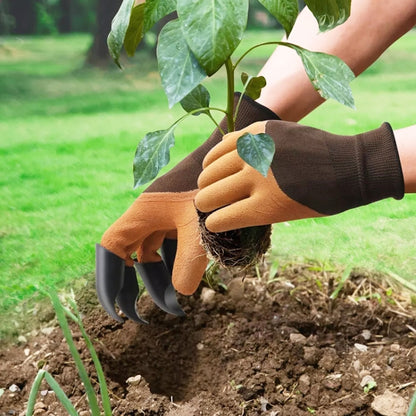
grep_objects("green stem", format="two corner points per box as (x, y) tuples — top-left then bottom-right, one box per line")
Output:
(234, 41), (280, 70)
(48, 290), (101, 416)
(26, 370), (47, 416)
(207, 113), (225, 136)
(66, 299), (113, 416)
(171, 106), (227, 135)
(225, 57), (235, 132)
(406, 389), (416, 416)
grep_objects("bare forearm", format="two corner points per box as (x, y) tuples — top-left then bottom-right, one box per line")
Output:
(395, 125), (416, 193)
(257, 0), (416, 121)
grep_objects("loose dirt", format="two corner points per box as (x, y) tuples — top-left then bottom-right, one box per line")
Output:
(1, 264), (416, 415)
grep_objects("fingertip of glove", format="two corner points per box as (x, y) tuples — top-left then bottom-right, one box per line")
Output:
(174, 280), (199, 296)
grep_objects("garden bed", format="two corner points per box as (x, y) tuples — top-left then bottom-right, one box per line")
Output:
(1, 264), (416, 415)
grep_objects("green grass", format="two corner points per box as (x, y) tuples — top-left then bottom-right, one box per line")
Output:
(0, 30), (415, 329)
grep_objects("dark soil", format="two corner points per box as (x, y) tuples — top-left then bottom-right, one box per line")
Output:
(1, 264), (416, 416)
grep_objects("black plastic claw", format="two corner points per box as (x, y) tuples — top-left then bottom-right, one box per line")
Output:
(115, 266), (149, 324)
(95, 244), (148, 324)
(135, 261), (185, 317)
(160, 238), (177, 274)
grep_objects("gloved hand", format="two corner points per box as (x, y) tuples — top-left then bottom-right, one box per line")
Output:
(96, 94), (279, 322)
(196, 120), (404, 233)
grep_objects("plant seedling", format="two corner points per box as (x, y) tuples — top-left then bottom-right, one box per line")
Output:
(107, 0), (355, 267)
(26, 289), (112, 416)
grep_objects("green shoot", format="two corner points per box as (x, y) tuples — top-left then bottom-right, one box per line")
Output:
(25, 289), (112, 416)
(406, 389), (416, 416)
(330, 266), (352, 300)
(26, 370), (79, 416)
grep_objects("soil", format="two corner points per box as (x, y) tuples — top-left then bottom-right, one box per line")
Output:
(1, 263), (416, 416)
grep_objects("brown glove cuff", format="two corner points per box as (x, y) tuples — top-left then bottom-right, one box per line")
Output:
(267, 121), (404, 216)
(325, 122), (404, 213)
(146, 93), (279, 193)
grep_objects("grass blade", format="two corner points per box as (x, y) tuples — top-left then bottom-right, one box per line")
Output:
(330, 266), (352, 300)
(48, 289), (101, 416)
(43, 372), (79, 416)
(407, 389), (416, 416)
(26, 370), (47, 416)
(66, 297), (112, 416)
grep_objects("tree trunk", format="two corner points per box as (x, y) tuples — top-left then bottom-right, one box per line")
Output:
(8, 0), (37, 34)
(58, 0), (72, 33)
(86, 0), (122, 66)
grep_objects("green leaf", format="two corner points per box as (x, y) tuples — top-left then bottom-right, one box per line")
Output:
(257, 0), (298, 37)
(241, 72), (266, 101)
(282, 42), (355, 109)
(124, 3), (146, 57)
(43, 372), (79, 416)
(180, 84), (210, 116)
(107, 0), (135, 68)
(177, 0), (249, 76)
(48, 289), (101, 415)
(144, 0), (177, 32)
(157, 19), (207, 108)
(237, 133), (275, 177)
(133, 127), (176, 188)
(305, 0), (351, 31)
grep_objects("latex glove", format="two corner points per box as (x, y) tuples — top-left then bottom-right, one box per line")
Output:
(196, 120), (404, 233)
(96, 94), (279, 322)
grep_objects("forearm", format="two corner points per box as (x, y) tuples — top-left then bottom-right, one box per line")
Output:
(257, 0), (416, 121)
(395, 125), (416, 193)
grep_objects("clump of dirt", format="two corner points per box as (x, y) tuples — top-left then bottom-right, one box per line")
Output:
(198, 209), (272, 268)
(1, 264), (416, 416)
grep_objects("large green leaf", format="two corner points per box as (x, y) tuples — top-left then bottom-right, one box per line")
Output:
(133, 127), (176, 188)
(305, 0), (351, 31)
(157, 19), (207, 108)
(107, 0), (135, 68)
(257, 0), (298, 37)
(237, 133), (275, 177)
(180, 84), (211, 116)
(124, 3), (145, 57)
(177, 0), (249, 76)
(241, 72), (266, 101)
(282, 42), (355, 109)
(144, 0), (177, 32)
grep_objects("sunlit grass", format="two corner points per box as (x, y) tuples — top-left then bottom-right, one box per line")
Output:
(0, 30), (415, 327)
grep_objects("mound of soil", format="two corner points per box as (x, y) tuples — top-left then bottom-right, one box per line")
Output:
(1, 264), (416, 416)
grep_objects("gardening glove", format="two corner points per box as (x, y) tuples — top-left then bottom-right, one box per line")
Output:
(96, 94), (280, 323)
(196, 120), (404, 233)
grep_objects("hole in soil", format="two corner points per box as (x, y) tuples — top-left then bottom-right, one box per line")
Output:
(99, 316), (203, 401)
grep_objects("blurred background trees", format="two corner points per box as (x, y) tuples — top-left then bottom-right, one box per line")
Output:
(0, 0), (286, 65)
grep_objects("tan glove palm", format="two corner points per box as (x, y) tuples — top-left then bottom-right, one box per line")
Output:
(196, 120), (404, 233)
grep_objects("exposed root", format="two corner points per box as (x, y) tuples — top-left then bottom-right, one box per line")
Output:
(197, 209), (272, 270)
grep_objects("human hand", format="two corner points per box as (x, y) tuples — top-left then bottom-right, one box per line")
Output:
(196, 120), (404, 233)
(96, 94), (280, 322)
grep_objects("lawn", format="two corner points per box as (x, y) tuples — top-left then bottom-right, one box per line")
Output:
(0, 29), (415, 329)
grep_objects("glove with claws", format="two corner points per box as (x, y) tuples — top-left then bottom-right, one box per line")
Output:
(196, 120), (404, 233)
(96, 94), (279, 322)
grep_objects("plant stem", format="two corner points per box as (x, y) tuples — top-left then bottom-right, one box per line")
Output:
(48, 290), (101, 416)
(66, 299), (113, 416)
(225, 57), (235, 132)
(26, 370), (47, 416)
(234, 41), (280, 70)
(406, 389), (416, 416)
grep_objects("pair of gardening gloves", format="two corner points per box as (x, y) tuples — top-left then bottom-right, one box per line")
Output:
(96, 94), (404, 323)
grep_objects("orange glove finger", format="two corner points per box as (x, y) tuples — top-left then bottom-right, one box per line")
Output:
(171, 204), (209, 295)
(198, 149), (245, 189)
(101, 192), (193, 265)
(195, 170), (252, 213)
(204, 197), (260, 232)
(202, 121), (268, 168)
(138, 231), (167, 263)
